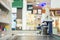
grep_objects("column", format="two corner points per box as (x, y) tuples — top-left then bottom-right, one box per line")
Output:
(22, 0), (27, 30)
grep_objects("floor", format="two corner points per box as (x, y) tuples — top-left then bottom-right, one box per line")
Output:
(9, 31), (58, 40)
(12, 35), (57, 40)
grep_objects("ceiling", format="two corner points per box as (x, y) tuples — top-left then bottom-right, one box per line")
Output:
(27, 0), (41, 3)
(27, 0), (50, 3)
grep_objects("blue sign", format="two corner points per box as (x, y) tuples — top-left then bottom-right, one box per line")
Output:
(38, 2), (46, 7)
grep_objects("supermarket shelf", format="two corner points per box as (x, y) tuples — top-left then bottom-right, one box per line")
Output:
(0, 21), (10, 24)
(0, 17), (10, 24)
(0, 0), (11, 24)
(50, 8), (60, 10)
(0, 0), (11, 11)
(0, 17), (11, 24)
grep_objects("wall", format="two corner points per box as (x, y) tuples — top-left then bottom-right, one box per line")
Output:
(51, 0), (60, 8)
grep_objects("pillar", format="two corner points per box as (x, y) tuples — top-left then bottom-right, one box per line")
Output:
(22, 0), (27, 30)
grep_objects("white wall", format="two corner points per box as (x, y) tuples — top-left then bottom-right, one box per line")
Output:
(51, 0), (60, 8)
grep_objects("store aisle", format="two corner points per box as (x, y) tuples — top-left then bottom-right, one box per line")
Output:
(12, 35), (57, 40)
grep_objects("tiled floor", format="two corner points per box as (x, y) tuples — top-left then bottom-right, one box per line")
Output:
(12, 35), (57, 40)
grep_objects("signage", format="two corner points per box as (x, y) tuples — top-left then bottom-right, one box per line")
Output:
(12, 0), (23, 8)
(38, 2), (46, 7)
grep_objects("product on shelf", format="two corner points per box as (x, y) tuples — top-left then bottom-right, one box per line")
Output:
(5, 25), (10, 30)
